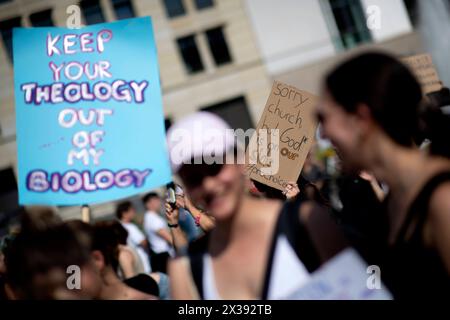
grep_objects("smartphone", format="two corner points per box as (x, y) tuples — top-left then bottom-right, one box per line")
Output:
(166, 187), (177, 208)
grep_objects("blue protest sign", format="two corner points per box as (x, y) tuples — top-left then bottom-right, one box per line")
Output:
(13, 17), (172, 205)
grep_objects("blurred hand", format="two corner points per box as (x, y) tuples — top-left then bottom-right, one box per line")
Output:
(175, 194), (186, 209)
(165, 202), (179, 225)
(359, 170), (375, 182)
(283, 181), (300, 200)
(359, 170), (386, 201)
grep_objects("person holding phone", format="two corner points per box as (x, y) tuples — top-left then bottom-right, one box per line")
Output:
(164, 184), (216, 254)
(173, 185), (216, 233)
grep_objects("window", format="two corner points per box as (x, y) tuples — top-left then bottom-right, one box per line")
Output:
(205, 26), (232, 66)
(202, 97), (253, 131)
(0, 17), (21, 62)
(80, 0), (105, 25)
(329, 0), (371, 49)
(162, 0), (186, 18)
(30, 9), (54, 27)
(177, 35), (204, 73)
(194, 0), (214, 10)
(112, 0), (135, 20)
(403, 0), (418, 27)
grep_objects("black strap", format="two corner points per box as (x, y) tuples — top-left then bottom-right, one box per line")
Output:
(282, 199), (322, 272)
(189, 251), (204, 299)
(396, 171), (450, 244)
(187, 234), (209, 299)
(260, 205), (284, 300)
(261, 199), (322, 299)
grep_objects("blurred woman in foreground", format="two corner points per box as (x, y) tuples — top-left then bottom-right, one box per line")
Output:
(167, 112), (346, 299)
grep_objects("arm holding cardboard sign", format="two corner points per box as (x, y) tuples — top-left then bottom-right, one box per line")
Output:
(245, 81), (318, 192)
(246, 81), (348, 262)
(283, 181), (300, 200)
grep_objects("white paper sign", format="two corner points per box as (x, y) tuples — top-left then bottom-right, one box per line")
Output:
(282, 249), (392, 300)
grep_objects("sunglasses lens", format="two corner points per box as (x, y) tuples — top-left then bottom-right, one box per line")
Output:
(180, 163), (224, 188)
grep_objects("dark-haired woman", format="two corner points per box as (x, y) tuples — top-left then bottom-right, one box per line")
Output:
(319, 52), (450, 299)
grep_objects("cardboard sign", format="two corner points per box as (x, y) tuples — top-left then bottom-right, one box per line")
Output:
(282, 249), (392, 300)
(13, 17), (172, 205)
(402, 53), (443, 94)
(245, 81), (318, 191)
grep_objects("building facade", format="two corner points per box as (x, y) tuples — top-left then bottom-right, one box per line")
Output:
(245, 0), (418, 93)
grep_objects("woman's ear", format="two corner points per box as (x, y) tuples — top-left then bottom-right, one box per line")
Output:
(90, 250), (105, 272)
(355, 103), (375, 138)
(355, 103), (373, 122)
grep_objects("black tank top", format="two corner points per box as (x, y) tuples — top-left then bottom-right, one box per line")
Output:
(188, 199), (321, 299)
(381, 171), (450, 299)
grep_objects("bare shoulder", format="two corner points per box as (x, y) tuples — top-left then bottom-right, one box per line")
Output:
(168, 256), (200, 300)
(429, 181), (450, 221)
(119, 248), (133, 259)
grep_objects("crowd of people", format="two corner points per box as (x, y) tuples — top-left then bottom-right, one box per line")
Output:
(1, 52), (450, 300)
